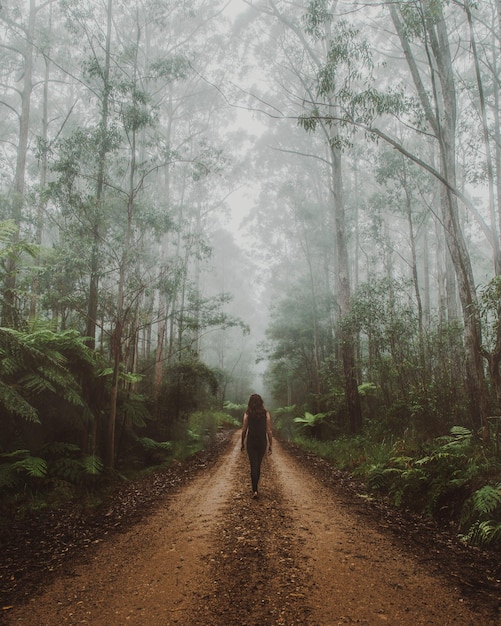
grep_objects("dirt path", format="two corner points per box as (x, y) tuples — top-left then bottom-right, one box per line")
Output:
(5, 433), (499, 625)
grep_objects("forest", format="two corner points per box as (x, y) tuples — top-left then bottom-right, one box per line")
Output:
(1, 0), (501, 549)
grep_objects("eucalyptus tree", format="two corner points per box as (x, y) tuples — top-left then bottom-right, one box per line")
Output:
(386, 0), (490, 430)
(0, 0), (57, 327)
(373, 151), (429, 342)
(36, 0), (234, 465)
(282, 0), (498, 430)
(238, 0), (364, 429)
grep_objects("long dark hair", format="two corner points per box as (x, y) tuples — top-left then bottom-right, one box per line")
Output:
(247, 393), (265, 416)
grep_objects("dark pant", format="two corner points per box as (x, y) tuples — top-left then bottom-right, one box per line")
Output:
(247, 444), (266, 492)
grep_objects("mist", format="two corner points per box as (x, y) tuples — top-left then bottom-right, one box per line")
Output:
(1, 0), (500, 458)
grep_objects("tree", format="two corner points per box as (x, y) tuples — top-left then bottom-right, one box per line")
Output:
(389, 0), (488, 431)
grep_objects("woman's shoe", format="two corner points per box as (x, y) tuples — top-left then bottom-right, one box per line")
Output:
(253, 491), (258, 499)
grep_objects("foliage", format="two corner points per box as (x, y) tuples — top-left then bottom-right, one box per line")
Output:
(0, 326), (98, 450)
(158, 358), (219, 421)
(365, 427), (501, 545)
(294, 411), (328, 428)
(165, 410), (237, 460)
(223, 401), (246, 412)
(460, 483), (501, 546)
(269, 404), (297, 439)
(293, 423), (501, 546)
(0, 450), (47, 488)
(0, 441), (104, 497)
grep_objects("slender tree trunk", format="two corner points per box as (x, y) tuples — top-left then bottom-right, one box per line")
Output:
(330, 143), (362, 432)
(2, 0), (36, 327)
(464, 2), (501, 273)
(435, 217), (447, 324)
(391, 0), (488, 431)
(423, 220), (431, 329)
(86, 0), (113, 348)
(404, 183), (425, 376)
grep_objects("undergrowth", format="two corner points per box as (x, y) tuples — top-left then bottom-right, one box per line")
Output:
(292, 426), (501, 547)
(0, 410), (238, 519)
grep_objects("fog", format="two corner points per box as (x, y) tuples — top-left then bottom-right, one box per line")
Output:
(0, 0), (499, 433)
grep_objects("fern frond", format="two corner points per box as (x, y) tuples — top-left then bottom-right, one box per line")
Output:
(0, 463), (18, 488)
(123, 396), (151, 428)
(0, 449), (31, 460)
(81, 455), (103, 476)
(41, 441), (80, 457)
(13, 456), (47, 478)
(462, 520), (501, 546)
(51, 457), (84, 483)
(0, 380), (39, 422)
(293, 411), (328, 428)
(449, 426), (472, 438)
(62, 386), (86, 407)
(367, 466), (402, 491)
(0, 219), (20, 243)
(477, 520), (501, 545)
(137, 437), (172, 451)
(223, 400), (247, 411)
(472, 484), (501, 516)
(20, 373), (57, 394)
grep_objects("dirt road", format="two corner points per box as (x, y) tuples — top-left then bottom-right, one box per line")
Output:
(5, 433), (499, 625)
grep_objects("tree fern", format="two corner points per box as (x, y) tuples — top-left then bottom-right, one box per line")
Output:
(0, 327), (96, 443)
(293, 411), (328, 429)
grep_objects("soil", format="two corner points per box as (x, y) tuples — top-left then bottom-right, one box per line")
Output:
(1, 430), (500, 625)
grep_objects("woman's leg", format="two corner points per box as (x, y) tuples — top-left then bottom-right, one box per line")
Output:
(247, 445), (266, 493)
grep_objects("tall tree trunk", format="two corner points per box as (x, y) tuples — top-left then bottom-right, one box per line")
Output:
(31, 42), (51, 320)
(391, 0), (488, 431)
(2, 0), (36, 327)
(86, 0), (113, 348)
(330, 143), (362, 432)
(404, 183), (425, 373)
(464, 2), (501, 273)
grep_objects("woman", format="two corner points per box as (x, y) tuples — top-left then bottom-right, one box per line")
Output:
(241, 393), (273, 499)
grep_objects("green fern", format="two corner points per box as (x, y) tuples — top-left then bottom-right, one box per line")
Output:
(0, 450), (47, 487)
(0, 380), (39, 422)
(367, 466), (402, 491)
(138, 437), (172, 451)
(471, 484), (501, 517)
(461, 520), (501, 546)
(51, 456), (86, 483)
(41, 441), (80, 456)
(460, 483), (501, 546)
(14, 455), (47, 478)
(81, 455), (104, 476)
(293, 411), (328, 428)
(123, 395), (151, 428)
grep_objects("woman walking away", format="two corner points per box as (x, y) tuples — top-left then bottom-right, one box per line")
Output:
(241, 394), (273, 499)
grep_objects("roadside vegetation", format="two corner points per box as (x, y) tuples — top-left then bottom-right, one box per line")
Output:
(276, 408), (501, 548)
(0, 321), (239, 523)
